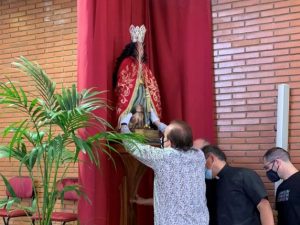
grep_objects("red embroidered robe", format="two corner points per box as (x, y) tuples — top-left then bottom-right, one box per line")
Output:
(115, 57), (162, 125)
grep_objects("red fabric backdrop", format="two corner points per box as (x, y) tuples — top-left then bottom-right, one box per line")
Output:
(77, 0), (214, 224)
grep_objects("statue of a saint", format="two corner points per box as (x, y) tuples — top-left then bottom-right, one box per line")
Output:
(113, 25), (162, 130)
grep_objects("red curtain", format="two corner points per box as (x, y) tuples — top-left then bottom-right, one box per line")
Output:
(77, 0), (214, 225)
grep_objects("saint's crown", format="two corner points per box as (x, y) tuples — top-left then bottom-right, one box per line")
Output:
(129, 24), (146, 43)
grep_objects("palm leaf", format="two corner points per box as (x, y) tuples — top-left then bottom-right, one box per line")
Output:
(3, 120), (29, 153)
(47, 135), (67, 162)
(0, 57), (144, 225)
(71, 134), (99, 164)
(0, 175), (16, 198)
(0, 80), (28, 111)
(80, 88), (109, 111)
(58, 185), (80, 205)
(0, 146), (27, 161)
(24, 131), (45, 146)
(28, 147), (39, 170)
(12, 56), (57, 110)
(60, 149), (75, 163)
(0, 79), (48, 128)
(0, 175), (22, 211)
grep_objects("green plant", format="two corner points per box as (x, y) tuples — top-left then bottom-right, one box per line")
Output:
(0, 57), (141, 225)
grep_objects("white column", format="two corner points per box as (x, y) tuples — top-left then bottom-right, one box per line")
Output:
(275, 84), (290, 190)
(276, 84), (290, 150)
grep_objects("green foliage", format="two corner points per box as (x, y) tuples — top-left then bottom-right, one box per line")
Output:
(0, 57), (142, 225)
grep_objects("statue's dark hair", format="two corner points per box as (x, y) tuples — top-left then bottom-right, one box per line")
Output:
(112, 42), (147, 88)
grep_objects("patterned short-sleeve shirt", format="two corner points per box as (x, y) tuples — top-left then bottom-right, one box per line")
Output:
(124, 141), (209, 225)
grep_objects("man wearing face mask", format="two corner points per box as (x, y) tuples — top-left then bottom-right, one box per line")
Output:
(202, 145), (274, 225)
(263, 147), (300, 225)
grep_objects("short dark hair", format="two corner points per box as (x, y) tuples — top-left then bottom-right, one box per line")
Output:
(167, 120), (193, 151)
(202, 145), (227, 162)
(264, 147), (290, 162)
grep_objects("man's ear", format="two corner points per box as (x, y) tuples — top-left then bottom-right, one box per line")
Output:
(275, 159), (281, 167)
(205, 153), (212, 161)
(208, 153), (217, 163)
(169, 140), (174, 148)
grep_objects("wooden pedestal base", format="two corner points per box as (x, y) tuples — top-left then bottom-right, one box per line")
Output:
(118, 129), (160, 225)
(119, 150), (147, 225)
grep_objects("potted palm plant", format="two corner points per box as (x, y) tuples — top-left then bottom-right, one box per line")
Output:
(0, 56), (140, 225)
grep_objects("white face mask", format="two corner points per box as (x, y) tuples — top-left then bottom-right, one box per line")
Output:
(205, 168), (213, 180)
(205, 160), (214, 180)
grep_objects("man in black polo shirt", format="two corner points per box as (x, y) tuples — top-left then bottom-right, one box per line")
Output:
(263, 147), (300, 225)
(202, 145), (274, 225)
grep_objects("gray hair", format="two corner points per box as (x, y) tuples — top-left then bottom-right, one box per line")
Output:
(264, 147), (290, 162)
(202, 145), (227, 162)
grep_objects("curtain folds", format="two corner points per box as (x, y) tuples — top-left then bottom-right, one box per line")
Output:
(77, 0), (214, 224)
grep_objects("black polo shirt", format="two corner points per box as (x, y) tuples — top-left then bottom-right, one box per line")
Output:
(206, 179), (217, 225)
(215, 165), (267, 225)
(276, 171), (300, 225)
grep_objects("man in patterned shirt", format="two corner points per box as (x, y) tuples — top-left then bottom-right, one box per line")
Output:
(120, 113), (209, 225)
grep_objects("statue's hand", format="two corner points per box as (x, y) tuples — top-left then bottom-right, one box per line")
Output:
(150, 108), (159, 123)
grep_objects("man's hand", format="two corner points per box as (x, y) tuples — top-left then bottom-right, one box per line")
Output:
(120, 112), (133, 125)
(193, 139), (209, 150)
(120, 113), (133, 133)
(130, 194), (153, 206)
(257, 198), (274, 225)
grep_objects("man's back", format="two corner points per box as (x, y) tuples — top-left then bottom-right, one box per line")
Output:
(122, 119), (209, 225)
(153, 148), (209, 225)
(216, 166), (267, 225)
(276, 171), (300, 225)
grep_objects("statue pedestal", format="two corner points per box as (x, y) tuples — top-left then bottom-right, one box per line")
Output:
(118, 129), (160, 225)
(119, 147), (147, 225)
(134, 128), (161, 145)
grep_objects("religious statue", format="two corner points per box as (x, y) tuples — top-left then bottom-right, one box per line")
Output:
(113, 25), (162, 130)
